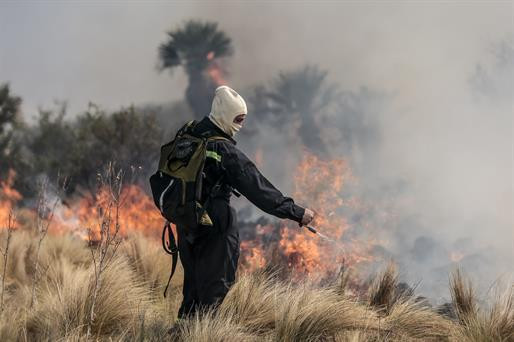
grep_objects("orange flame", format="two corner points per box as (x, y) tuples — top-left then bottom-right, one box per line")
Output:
(0, 170), (21, 228)
(2, 150), (377, 283)
(52, 184), (163, 240)
(240, 151), (377, 280)
(206, 51), (227, 86)
(240, 240), (267, 270)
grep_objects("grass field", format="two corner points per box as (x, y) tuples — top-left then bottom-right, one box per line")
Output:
(0, 229), (511, 341)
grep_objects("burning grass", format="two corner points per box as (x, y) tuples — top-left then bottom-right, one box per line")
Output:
(0, 231), (510, 341)
(0, 155), (510, 341)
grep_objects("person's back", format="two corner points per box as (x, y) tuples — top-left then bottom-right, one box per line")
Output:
(173, 86), (315, 322)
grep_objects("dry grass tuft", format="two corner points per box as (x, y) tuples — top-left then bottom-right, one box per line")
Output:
(368, 262), (399, 314)
(274, 283), (377, 341)
(175, 311), (257, 342)
(333, 265), (352, 297)
(122, 231), (171, 292)
(218, 271), (280, 334)
(450, 269), (477, 322)
(384, 299), (453, 340)
(450, 275), (513, 342)
(486, 285), (514, 340)
(25, 255), (152, 340)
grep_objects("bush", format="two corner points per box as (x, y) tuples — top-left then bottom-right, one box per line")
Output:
(26, 104), (164, 197)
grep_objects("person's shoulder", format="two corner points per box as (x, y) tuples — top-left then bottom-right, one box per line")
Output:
(172, 120), (195, 135)
(210, 138), (237, 153)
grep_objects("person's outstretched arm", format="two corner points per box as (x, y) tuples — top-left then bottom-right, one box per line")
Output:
(220, 142), (314, 225)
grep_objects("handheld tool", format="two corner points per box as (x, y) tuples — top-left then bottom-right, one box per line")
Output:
(305, 225), (318, 234)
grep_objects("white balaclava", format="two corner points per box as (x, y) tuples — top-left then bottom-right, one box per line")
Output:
(208, 85), (247, 137)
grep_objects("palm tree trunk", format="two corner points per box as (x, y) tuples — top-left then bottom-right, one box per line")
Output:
(186, 70), (215, 120)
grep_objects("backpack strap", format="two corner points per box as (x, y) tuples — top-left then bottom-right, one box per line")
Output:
(175, 120), (197, 139)
(162, 222), (178, 298)
(206, 135), (229, 141)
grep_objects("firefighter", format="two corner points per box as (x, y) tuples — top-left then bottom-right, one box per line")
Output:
(175, 85), (315, 320)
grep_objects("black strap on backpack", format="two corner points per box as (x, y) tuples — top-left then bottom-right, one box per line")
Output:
(157, 122), (231, 297)
(161, 222), (178, 298)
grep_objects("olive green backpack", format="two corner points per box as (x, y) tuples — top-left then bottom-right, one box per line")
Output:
(149, 120), (227, 296)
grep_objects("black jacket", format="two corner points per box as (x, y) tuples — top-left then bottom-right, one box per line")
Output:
(191, 117), (305, 224)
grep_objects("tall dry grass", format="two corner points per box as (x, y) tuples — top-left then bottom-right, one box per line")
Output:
(0, 229), (511, 341)
(367, 262), (400, 315)
(274, 284), (377, 341)
(0, 230), (182, 341)
(450, 270), (514, 341)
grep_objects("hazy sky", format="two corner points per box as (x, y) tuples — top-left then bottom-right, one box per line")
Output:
(1, 1), (193, 117)
(1, 1), (511, 116)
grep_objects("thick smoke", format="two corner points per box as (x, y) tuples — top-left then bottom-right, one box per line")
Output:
(1, 2), (512, 300)
(189, 2), (513, 300)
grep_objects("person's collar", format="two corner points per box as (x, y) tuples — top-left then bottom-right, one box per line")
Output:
(204, 117), (237, 144)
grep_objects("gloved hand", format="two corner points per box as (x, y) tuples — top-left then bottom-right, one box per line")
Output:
(301, 208), (315, 226)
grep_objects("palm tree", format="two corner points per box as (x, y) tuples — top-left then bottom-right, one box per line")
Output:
(252, 65), (336, 154)
(159, 20), (233, 119)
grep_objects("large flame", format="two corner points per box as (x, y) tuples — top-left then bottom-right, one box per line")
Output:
(290, 153), (376, 268)
(0, 151), (428, 284)
(239, 152), (377, 281)
(1, 153), (378, 279)
(54, 184), (163, 239)
(0, 173), (165, 240)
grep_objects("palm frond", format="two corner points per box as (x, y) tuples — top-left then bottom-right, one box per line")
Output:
(159, 20), (233, 72)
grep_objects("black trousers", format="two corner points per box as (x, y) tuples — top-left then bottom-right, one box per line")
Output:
(176, 199), (239, 318)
